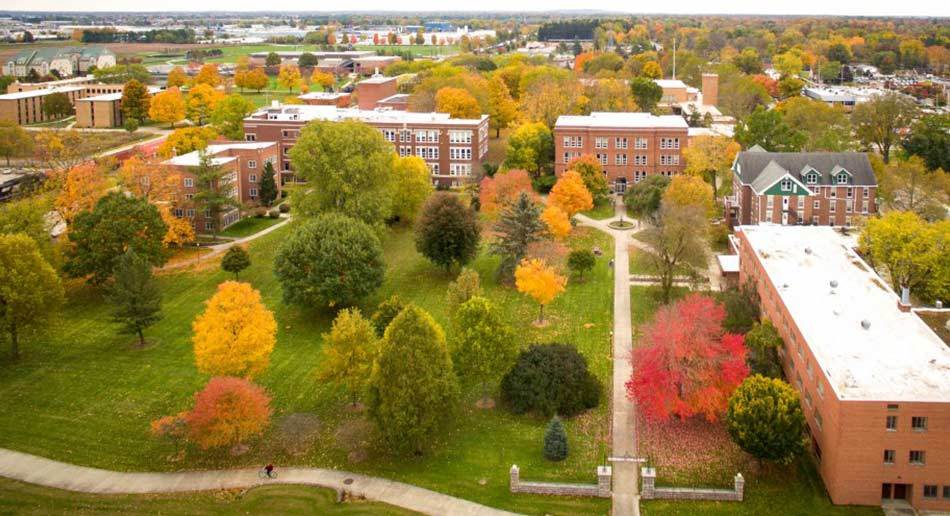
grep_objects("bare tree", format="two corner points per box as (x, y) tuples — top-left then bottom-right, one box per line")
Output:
(640, 202), (709, 302)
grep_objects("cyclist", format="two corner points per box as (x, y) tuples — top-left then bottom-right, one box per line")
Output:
(264, 464), (275, 478)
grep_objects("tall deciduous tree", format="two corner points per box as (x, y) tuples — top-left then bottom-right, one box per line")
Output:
(108, 250), (162, 348)
(549, 170), (593, 218)
(515, 258), (567, 324)
(479, 169), (535, 215)
(627, 293), (749, 422)
(274, 213), (385, 308)
(211, 94), (255, 140)
(901, 114), (950, 172)
(288, 120), (394, 226)
(414, 192), (481, 270)
(852, 92), (917, 163)
(318, 308), (379, 406)
(42, 92), (73, 119)
(166, 66), (187, 88)
(0, 121), (33, 166)
(158, 126), (218, 158)
(487, 75), (517, 137)
(277, 64), (302, 93)
(663, 174), (715, 216)
(859, 211), (949, 303)
(453, 296), (515, 404)
(148, 88), (185, 128)
(185, 83), (224, 125)
(244, 68), (269, 93)
(630, 77), (662, 112)
(640, 202), (708, 302)
(682, 135), (741, 197)
(446, 267), (482, 316)
(776, 97), (852, 152)
(567, 155), (610, 205)
(726, 375), (805, 464)
(0, 234), (63, 359)
(64, 192), (168, 285)
(367, 305), (459, 454)
(505, 122), (553, 177)
(541, 205), (571, 240)
(54, 162), (108, 228)
(490, 192), (546, 281)
(192, 281), (277, 378)
(120, 79), (150, 123)
(435, 87), (481, 119)
(876, 157), (950, 221)
(192, 63), (222, 87)
(735, 107), (804, 152)
(391, 156), (434, 223)
(184, 376), (271, 449)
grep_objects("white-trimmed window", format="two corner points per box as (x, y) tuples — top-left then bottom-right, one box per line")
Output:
(863, 187), (869, 198)
(415, 130), (439, 143)
(909, 450), (926, 465)
(660, 137), (680, 149)
(249, 174), (257, 183)
(399, 129), (412, 143)
(634, 171), (647, 182)
(415, 146), (439, 160)
(634, 155), (648, 166)
(245, 134), (257, 141)
(382, 129), (397, 142)
(659, 155), (679, 166)
(563, 135), (583, 148)
(449, 147), (472, 161)
(449, 163), (472, 176)
(797, 197), (804, 210)
(597, 153), (608, 165)
(615, 137), (628, 149)
(247, 160), (257, 169)
(595, 137), (608, 149)
(430, 163), (440, 174)
(883, 449), (895, 464)
(249, 188), (258, 197)
(805, 172), (818, 184)
(635, 137), (648, 149)
(912, 417), (928, 432)
(183, 178), (194, 188)
(173, 208), (184, 217)
(205, 221), (214, 231)
(836, 173), (849, 185)
(781, 179), (792, 192)
(449, 130), (472, 144)
(615, 154), (627, 166)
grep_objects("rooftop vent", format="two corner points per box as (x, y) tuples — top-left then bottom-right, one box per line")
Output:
(861, 320), (871, 330)
(804, 247), (812, 254)
(830, 280), (839, 288)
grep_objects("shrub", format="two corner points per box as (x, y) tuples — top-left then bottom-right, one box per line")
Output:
(255, 207), (267, 218)
(745, 320), (784, 378)
(543, 416), (569, 461)
(278, 203), (290, 213)
(567, 249), (596, 280)
(268, 209), (280, 218)
(414, 192), (480, 270)
(446, 267), (482, 315)
(500, 343), (601, 417)
(722, 280), (761, 333)
(726, 375), (805, 464)
(220, 246), (251, 280)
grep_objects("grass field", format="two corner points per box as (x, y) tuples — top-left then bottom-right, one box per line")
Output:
(0, 477), (415, 515)
(0, 221), (613, 515)
(355, 44), (459, 57)
(581, 202), (619, 220)
(27, 129), (151, 161)
(218, 215), (283, 238)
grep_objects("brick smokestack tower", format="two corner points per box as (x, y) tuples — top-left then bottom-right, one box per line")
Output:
(701, 73), (718, 106)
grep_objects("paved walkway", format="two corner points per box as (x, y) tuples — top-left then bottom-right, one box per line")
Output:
(160, 216), (292, 271)
(576, 201), (641, 516)
(0, 447), (516, 516)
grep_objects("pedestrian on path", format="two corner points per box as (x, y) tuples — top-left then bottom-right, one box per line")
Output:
(264, 464), (275, 478)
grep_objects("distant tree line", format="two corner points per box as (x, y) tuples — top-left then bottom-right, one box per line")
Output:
(537, 20), (597, 41)
(80, 28), (195, 44)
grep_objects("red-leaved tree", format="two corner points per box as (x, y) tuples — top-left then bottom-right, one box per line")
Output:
(627, 294), (749, 422)
(480, 169), (536, 214)
(184, 377), (272, 449)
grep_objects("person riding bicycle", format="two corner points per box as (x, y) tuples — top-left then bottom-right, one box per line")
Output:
(264, 464), (275, 478)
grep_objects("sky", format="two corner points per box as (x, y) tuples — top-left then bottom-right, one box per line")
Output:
(3, 0), (949, 17)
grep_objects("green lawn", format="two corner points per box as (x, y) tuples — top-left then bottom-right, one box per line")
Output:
(0, 222), (613, 515)
(355, 44), (459, 57)
(582, 202), (620, 221)
(219, 216), (283, 238)
(0, 477), (415, 515)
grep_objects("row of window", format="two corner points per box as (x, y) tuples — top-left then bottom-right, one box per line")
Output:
(883, 449), (927, 465)
(803, 170), (852, 186)
(922, 485), (950, 499)
(564, 136), (671, 150)
(383, 129), (474, 144)
(564, 153), (680, 166)
(885, 415), (929, 431)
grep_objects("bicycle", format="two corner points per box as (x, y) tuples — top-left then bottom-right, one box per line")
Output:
(259, 468), (278, 479)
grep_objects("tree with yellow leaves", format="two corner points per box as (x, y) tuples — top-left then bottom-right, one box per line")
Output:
(244, 68), (269, 93)
(192, 63), (222, 88)
(185, 83), (224, 125)
(549, 170), (593, 218)
(641, 61), (663, 79)
(277, 64), (302, 93)
(663, 174), (715, 216)
(118, 156), (195, 246)
(515, 258), (567, 325)
(487, 75), (518, 137)
(683, 135), (741, 197)
(435, 87), (481, 119)
(148, 87), (185, 128)
(158, 205), (195, 247)
(541, 205), (571, 240)
(55, 162), (107, 228)
(310, 70), (335, 90)
(158, 126), (218, 158)
(166, 66), (187, 88)
(318, 308), (379, 407)
(192, 281), (277, 379)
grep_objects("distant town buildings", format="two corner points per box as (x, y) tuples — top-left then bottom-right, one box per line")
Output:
(242, 102), (489, 188)
(2, 46), (115, 78)
(725, 149), (878, 227)
(802, 86), (887, 112)
(735, 225), (950, 513)
(553, 111), (689, 194)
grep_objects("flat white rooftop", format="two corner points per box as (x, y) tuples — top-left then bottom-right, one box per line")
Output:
(655, 79), (688, 89)
(555, 111), (688, 130)
(162, 142), (275, 167)
(739, 225), (950, 403)
(249, 103), (487, 126)
(298, 92), (348, 100)
(0, 85), (83, 100)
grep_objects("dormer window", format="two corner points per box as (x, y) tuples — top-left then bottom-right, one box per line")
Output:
(781, 179), (793, 191)
(836, 173), (849, 185)
(805, 172), (818, 185)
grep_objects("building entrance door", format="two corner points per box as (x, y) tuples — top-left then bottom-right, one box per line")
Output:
(615, 178), (627, 194)
(882, 483), (892, 499)
(893, 484), (909, 500)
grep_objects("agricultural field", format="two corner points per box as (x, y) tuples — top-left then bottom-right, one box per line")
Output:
(0, 222), (614, 515)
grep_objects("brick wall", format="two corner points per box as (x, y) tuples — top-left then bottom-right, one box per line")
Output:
(640, 467), (745, 502)
(508, 465), (612, 498)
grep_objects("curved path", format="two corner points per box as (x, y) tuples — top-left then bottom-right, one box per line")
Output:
(0, 447), (516, 516)
(160, 216), (292, 271)
(576, 202), (641, 516)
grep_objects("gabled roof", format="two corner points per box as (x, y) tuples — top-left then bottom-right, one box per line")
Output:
(749, 161), (814, 195)
(734, 151), (876, 188)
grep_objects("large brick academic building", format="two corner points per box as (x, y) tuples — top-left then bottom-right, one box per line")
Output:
(553, 111), (689, 194)
(735, 225), (950, 512)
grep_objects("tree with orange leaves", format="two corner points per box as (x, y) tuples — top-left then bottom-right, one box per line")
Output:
(192, 281), (277, 379)
(55, 162), (107, 228)
(158, 206), (195, 247)
(435, 87), (481, 119)
(117, 155), (195, 246)
(192, 63), (222, 88)
(183, 376), (271, 449)
(310, 70), (335, 90)
(683, 134), (741, 197)
(277, 64), (302, 93)
(479, 169), (535, 214)
(166, 66), (187, 88)
(549, 170), (593, 218)
(574, 51), (597, 73)
(185, 83), (224, 125)
(149, 88), (185, 129)
(541, 205), (571, 239)
(515, 258), (566, 325)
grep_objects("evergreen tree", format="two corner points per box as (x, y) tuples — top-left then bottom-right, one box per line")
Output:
(489, 193), (546, 282)
(107, 250), (162, 348)
(543, 416), (569, 461)
(726, 375), (805, 464)
(220, 246), (251, 280)
(258, 161), (278, 207)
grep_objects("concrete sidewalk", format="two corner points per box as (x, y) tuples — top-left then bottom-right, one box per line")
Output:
(0, 447), (516, 516)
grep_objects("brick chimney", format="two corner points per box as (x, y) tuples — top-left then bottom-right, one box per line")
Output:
(701, 73), (718, 106)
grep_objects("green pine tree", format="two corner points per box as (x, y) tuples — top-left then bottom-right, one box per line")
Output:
(489, 192), (546, 282)
(258, 161), (278, 207)
(543, 416), (569, 461)
(107, 250), (162, 348)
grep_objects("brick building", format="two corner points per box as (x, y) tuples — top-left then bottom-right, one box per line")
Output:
(553, 112), (689, 194)
(161, 142), (279, 232)
(75, 86), (160, 128)
(0, 82), (126, 125)
(298, 91), (351, 107)
(725, 150), (878, 227)
(355, 76), (398, 110)
(242, 103), (489, 188)
(735, 225), (950, 513)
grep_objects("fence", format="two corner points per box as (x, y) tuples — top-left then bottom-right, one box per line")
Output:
(640, 467), (744, 502)
(508, 464), (612, 498)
